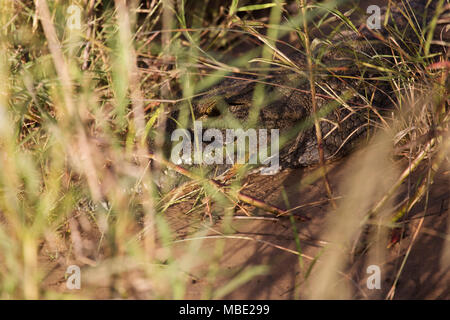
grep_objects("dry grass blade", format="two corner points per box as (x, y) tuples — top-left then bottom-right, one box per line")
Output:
(298, 0), (336, 210)
(140, 153), (287, 216)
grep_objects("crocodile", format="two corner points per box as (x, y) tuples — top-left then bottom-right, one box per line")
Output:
(167, 0), (448, 173)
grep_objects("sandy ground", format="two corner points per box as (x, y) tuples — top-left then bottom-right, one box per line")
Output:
(40, 147), (449, 299)
(178, 156), (449, 299)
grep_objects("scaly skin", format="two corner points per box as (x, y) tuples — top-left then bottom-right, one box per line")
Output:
(170, 0), (446, 170)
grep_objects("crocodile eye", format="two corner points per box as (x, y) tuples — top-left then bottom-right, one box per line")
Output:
(207, 106), (221, 117)
(196, 98), (221, 117)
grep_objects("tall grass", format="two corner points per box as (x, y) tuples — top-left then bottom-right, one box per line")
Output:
(0, 0), (448, 299)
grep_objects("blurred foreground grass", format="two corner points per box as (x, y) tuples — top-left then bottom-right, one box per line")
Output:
(0, 0), (448, 299)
